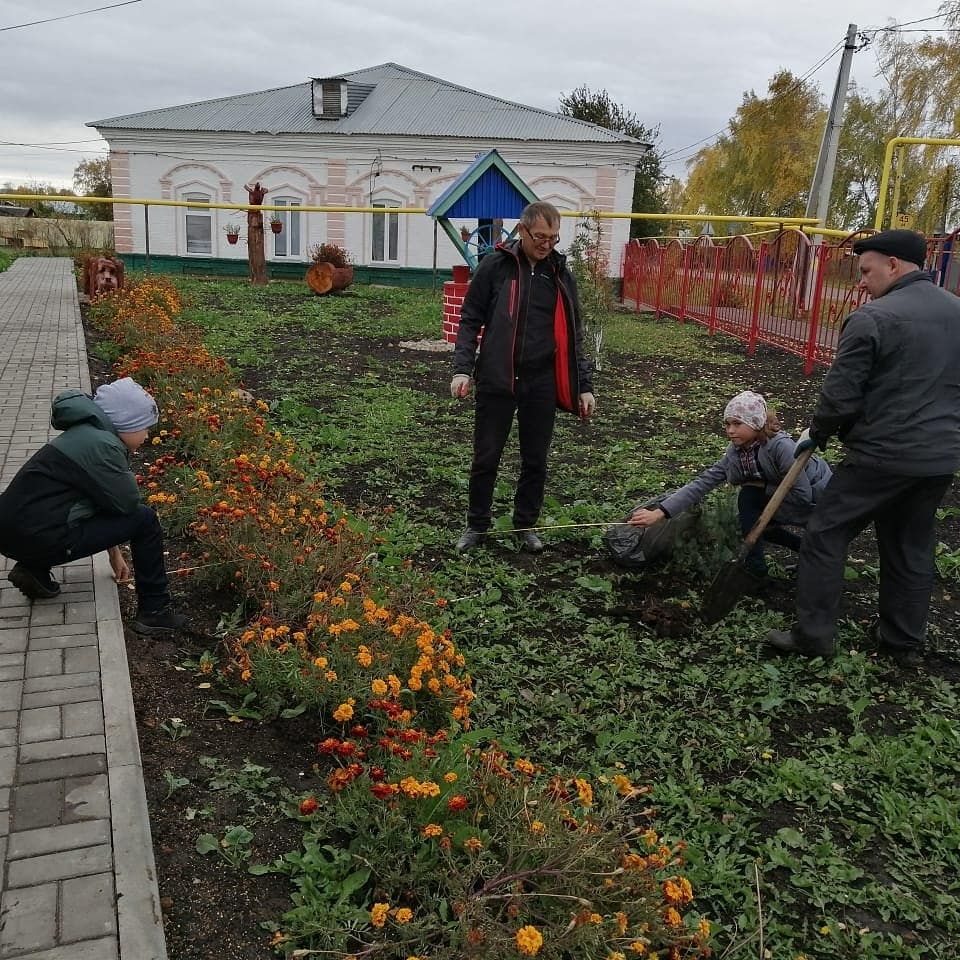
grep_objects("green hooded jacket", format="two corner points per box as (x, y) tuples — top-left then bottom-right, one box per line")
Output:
(0, 390), (141, 563)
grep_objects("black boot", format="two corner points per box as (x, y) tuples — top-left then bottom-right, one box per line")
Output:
(133, 604), (188, 635)
(8, 562), (61, 600)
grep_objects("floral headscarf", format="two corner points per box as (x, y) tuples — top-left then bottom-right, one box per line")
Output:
(723, 391), (767, 431)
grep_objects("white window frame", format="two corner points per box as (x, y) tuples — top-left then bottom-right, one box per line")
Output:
(184, 192), (213, 256)
(272, 197), (303, 258)
(371, 200), (400, 263)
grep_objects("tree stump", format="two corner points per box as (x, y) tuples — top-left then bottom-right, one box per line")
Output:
(306, 262), (354, 295)
(244, 181), (269, 286)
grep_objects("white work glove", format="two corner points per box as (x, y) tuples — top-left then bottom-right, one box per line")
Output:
(579, 392), (596, 418)
(450, 374), (473, 399)
(795, 426), (817, 458)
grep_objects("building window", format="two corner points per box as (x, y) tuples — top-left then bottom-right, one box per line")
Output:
(273, 197), (302, 257)
(372, 201), (399, 262)
(184, 193), (212, 255)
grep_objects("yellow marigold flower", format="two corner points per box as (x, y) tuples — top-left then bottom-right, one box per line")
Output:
(332, 701), (354, 723)
(387, 675), (402, 696)
(393, 907), (413, 925)
(463, 837), (484, 854)
(588, 912), (603, 924)
(313, 656), (328, 669)
(339, 581), (352, 593)
(515, 925), (544, 956)
(427, 677), (441, 694)
(443, 772), (458, 783)
(356, 646), (373, 668)
(615, 911), (628, 934)
(515, 758), (536, 775)
(370, 902), (390, 928)
(530, 820), (546, 835)
(330, 596), (345, 607)
(612, 773), (636, 796)
(422, 823), (443, 838)
(313, 591), (328, 603)
(574, 778), (593, 807)
(664, 907), (682, 927)
(641, 828), (658, 847)
(608, 953), (627, 960)
(697, 918), (711, 938)
(325, 670), (338, 682)
(628, 942), (647, 955)
(292, 631), (306, 643)
(371, 678), (388, 696)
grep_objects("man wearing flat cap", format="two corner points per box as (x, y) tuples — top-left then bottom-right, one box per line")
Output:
(767, 229), (960, 666)
(0, 377), (187, 635)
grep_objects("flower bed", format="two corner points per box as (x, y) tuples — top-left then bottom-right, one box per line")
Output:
(89, 278), (709, 959)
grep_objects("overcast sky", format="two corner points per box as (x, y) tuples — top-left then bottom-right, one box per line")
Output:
(0, 0), (947, 190)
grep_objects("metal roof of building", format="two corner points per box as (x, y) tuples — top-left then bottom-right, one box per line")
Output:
(88, 62), (647, 145)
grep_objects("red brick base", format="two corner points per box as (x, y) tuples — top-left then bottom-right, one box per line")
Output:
(442, 279), (470, 344)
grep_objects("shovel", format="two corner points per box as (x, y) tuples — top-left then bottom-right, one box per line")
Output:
(700, 447), (814, 624)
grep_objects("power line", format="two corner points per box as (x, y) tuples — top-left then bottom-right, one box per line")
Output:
(659, 38), (846, 163)
(0, 0), (144, 32)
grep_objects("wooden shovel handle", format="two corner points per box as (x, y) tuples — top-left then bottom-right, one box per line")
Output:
(740, 446), (815, 554)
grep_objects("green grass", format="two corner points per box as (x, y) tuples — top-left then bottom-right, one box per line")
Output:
(171, 273), (960, 960)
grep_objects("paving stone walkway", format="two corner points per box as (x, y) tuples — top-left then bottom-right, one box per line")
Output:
(0, 258), (166, 960)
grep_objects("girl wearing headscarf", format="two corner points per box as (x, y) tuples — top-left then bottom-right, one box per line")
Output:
(629, 391), (832, 578)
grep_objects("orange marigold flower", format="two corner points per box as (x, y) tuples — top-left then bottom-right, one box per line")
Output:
(698, 917), (711, 938)
(298, 796), (319, 816)
(325, 670), (338, 682)
(267, 581), (280, 592)
(339, 581), (353, 593)
(664, 907), (683, 927)
(514, 758), (536, 776)
(628, 942), (647, 955)
(447, 794), (468, 811)
(463, 837), (484, 854)
(332, 701), (354, 723)
(607, 953), (626, 960)
(392, 907), (413, 925)
(370, 902), (390, 928)
(615, 911), (629, 934)
(422, 823), (443, 838)
(530, 820), (546, 835)
(515, 925), (544, 956)
(371, 678), (388, 696)
(574, 778), (593, 807)
(443, 772), (458, 783)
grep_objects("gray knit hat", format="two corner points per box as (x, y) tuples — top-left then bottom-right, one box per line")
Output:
(93, 377), (158, 433)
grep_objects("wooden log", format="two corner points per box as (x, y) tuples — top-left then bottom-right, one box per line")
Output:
(306, 262), (354, 295)
(306, 261), (335, 295)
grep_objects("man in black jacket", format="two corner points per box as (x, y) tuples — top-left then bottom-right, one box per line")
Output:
(450, 201), (595, 553)
(767, 229), (960, 665)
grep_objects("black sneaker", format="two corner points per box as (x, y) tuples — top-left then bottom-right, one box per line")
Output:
(132, 605), (188, 635)
(8, 563), (61, 601)
(455, 528), (483, 553)
(765, 627), (834, 659)
(869, 621), (924, 669)
(516, 530), (544, 553)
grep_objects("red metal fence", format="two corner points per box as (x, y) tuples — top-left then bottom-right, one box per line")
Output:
(621, 228), (960, 373)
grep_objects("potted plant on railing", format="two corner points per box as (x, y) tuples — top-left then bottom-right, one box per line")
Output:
(305, 242), (354, 295)
(224, 223), (242, 245)
(269, 215), (283, 234)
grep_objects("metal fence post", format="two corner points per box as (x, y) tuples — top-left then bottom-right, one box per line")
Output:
(143, 204), (151, 274)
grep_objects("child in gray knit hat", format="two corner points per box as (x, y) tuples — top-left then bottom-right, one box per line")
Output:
(0, 378), (187, 635)
(628, 391), (833, 579)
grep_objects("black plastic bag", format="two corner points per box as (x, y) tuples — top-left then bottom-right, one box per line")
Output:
(604, 500), (700, 569)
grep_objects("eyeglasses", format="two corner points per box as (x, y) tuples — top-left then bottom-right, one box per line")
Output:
(523, 224), (560, 245)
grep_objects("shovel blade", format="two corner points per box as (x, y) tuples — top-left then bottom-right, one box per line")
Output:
(700, 559), (766, 624)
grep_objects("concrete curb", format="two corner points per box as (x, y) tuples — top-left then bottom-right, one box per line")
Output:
(94, 551), (167, 960)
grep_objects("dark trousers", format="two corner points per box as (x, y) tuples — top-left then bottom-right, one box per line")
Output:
(16, 506), (170, 611)
(738, 485), (804, 572)
(468, 371), (557, 531)
(795, 463), (953, 648)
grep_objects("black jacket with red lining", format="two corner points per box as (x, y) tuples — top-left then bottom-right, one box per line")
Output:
(452, 239), (594, 413)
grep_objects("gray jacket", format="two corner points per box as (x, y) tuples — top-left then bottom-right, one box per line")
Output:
(811, 271), (960, 476)
(659, 430), (832, 525)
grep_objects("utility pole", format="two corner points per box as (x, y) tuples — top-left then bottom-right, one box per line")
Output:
(805, 23), (859, 227)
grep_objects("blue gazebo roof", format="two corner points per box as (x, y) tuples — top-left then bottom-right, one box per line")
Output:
(427, 149), (537, 219)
